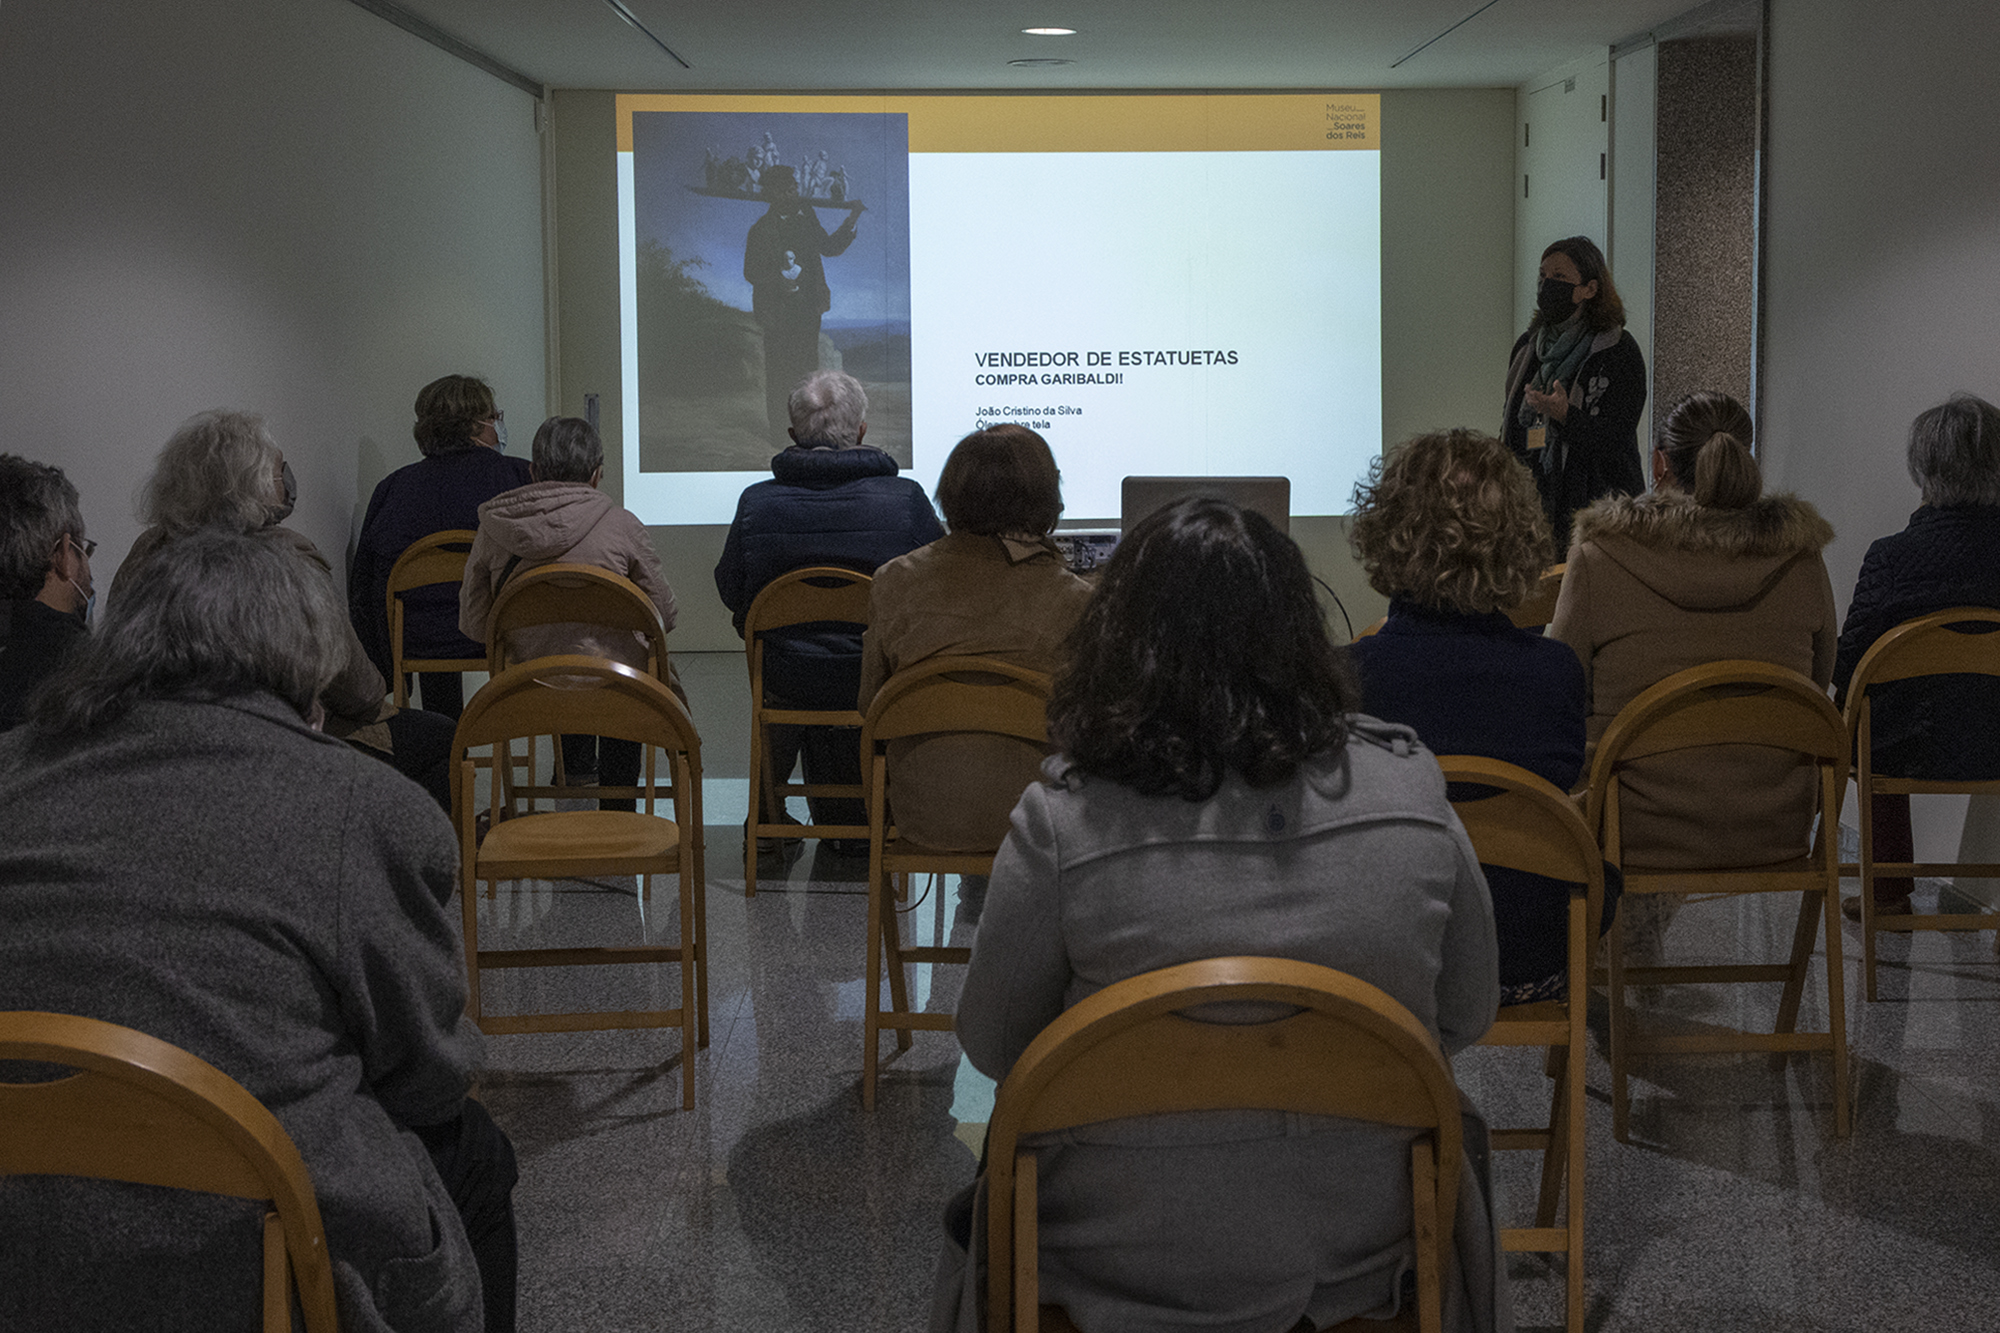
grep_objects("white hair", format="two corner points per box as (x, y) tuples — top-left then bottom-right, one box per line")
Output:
(787, 370), (867, 448)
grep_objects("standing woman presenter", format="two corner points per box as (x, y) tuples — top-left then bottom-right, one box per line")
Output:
(1503, 235), (1648, 551)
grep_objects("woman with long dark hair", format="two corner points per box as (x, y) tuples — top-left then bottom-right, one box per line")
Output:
(1503, 235), (1648, 550)
(953, 498), (1504, 1333)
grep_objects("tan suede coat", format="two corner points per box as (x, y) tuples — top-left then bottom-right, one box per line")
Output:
(1549, 490), (1837, 870)
(857, 533), (1091, 851)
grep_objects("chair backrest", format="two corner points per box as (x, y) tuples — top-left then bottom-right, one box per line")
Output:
(984, 956), (1462, 1333)
(1505, 562), (1566, 631)
(858, 655), (1052, 753)
(384, 529), (477, 604)
(1845, 605), (2000, 697)
(742, 565), (874, 638)
(451, 655), (701, 817)
(1583, 659), (1847, 844)
(485, 563), (670, 676)
(1439, 754), (1603, 901)
(0, 1010), (339, 1333)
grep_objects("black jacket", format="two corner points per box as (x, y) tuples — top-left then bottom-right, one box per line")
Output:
(1503, 327), (1648, 552)
(1833, 504), (2000, 779)
(0, 598), (88, 732)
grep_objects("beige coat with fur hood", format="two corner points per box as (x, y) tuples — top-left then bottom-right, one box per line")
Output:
(1549, 490), (1837, 870)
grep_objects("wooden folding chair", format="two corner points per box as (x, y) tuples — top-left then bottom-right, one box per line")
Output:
(450, 656), (707, 1108)
(1844, 606), (2000, 1000)
(858, 656), (1051, 1109)
(384, 528), (481, 707)
(985, 956), (1463, 1333)
(741, 566), (873, 896)
(1586, 660), (1850, 1140)
(1441, 755), (1600, 1333)
(1505, 562), (1567, 631)
(484, 562), (677, 803)
(0, 1010), (339, 1332)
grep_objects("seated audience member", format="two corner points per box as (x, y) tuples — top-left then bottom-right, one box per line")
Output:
(1833, 393), (2000, 918)
(857, 424), (1091, 920)
(1348, 429), (1612, 1003)
(0, 455), (93, 731)
(1549, 391), (1836, 957)
(0, 528), (517, 1333)
(112, 410), (456, 810)
(715, 370), (945, 849)
(953, 498), (1503, 1333)
(349, 374), (533, 718)
(460, 415), (678, 812)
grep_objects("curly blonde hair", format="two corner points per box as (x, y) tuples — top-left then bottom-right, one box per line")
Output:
(1349, 429), (1554, 613)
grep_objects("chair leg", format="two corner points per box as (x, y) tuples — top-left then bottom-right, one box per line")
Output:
(1535, 1051), (1569, 1228)
(1563, 1033), (1586, 1333)
(1775, 890), (1822, 1036)
(1411, 1140), (1442, 1333)
(678, 866), (697, 1111)
(881, 880), (914, 1053)
(744, 715), (762, 898)
(1608, 909), (1630, 1143)
(1860, 785), (1878, 1002)
(863, 851), (886, 1109)
(1822, 873), (1851, 1138)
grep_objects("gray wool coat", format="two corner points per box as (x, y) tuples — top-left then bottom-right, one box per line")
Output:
(0, 693), (484, 1333)
(954, 718), (1509, 1333)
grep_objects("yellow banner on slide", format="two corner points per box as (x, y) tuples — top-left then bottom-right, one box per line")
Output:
(615, 93), (1379, 153)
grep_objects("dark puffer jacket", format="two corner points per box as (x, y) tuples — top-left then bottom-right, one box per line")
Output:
(714, 445), (943, 704)
(1833, 504), (2000, 779)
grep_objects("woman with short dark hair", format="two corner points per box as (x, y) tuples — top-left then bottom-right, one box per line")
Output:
(1833, 392), (2000, 917)
(348, 374), (533, 718)
(1503, 235), (1649, 550)
(1349, 429), (1602, 1003)
(857, 425), (1088, 908)
(0, 527), (517, 1332)
(953, 498), (1503, 1333)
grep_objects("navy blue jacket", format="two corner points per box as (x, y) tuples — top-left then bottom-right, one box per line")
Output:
(349, 447), (534, 677)
(715, 445), (943, 704)
(1349, 600), (1604, 986)
(1832, 504), (2000, 779)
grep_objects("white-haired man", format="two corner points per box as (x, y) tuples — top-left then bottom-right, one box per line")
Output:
(716, 370), (944, 852)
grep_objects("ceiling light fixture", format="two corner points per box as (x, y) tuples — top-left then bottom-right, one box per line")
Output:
(1008, 57), (1075, 67)
(1022, 27), (1078, 36)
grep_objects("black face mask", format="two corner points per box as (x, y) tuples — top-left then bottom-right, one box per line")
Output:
(1537, 276), (1580, 322)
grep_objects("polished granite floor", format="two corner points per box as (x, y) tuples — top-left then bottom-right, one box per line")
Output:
(469, 652), (2000, 1333)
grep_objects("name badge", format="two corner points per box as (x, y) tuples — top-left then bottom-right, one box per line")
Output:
(1526, 425), (1547, 452)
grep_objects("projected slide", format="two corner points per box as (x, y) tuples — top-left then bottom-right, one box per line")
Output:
(616, 94), (1380, 524)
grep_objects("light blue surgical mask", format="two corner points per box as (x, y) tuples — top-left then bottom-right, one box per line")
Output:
(492, 411), (508, 452)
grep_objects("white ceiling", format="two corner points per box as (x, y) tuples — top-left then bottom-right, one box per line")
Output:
(382, 0), (1715, 93)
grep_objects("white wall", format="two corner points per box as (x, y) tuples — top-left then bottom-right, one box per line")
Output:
(1609, 43), (1657, 454)
(0, 0), (548, 589)
(1763, 0), (2000, 868)
(1515, 53), (1611, 333)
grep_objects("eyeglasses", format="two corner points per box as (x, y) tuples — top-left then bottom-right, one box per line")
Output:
(60, 534), (97, 559)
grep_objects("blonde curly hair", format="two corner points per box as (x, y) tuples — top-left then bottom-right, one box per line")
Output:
(1349, 429), (1554, 614)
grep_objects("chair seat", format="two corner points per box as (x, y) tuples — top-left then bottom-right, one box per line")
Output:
(477, 809), (680, 870)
